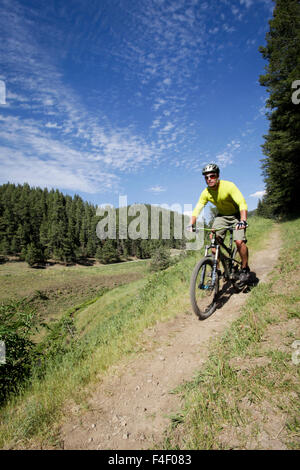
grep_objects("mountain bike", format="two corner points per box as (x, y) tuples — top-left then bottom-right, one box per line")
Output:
(190, 226), (245, 320)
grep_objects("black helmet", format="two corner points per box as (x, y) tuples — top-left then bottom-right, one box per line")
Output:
(202, 163), (220, 175)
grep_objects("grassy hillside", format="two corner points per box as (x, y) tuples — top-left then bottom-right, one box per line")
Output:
(0, 259), (150, 341)
(0, 216), (276, 448)
(162, 218), (300, 450)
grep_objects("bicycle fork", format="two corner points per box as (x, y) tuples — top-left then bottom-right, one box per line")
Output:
(211, 245), (219, 286)
(199, 264), (209, 290)
(199, 245), (219, 290)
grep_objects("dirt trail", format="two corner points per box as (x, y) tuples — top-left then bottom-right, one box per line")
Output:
(61, 227), (281, 450)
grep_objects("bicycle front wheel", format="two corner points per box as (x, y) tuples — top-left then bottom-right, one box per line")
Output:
(190, 257), (219, 320)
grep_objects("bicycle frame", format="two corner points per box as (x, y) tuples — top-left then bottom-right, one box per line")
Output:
(203, 229), (241, 282)
(190, 226), (248, 320)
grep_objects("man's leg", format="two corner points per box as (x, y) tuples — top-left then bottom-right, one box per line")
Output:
(235, 240), (249, 269)
(233, 215), (249, 275)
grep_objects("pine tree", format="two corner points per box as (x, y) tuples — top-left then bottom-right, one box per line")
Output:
(259, 0), (300, 218)
(25, 242), (45, 267)
(47, 190), (69, 261)
(96, 240), (120, 264)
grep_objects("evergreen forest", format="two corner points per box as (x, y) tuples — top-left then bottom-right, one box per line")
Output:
(258, 0), (300, 219)
(0, 183), (186, 267)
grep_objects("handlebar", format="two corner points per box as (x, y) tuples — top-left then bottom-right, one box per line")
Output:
(186, 223), (248, 233)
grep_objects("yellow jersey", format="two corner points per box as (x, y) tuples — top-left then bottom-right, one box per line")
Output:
(192, 180), (248, 218)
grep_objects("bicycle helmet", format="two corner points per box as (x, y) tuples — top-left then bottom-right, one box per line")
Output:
(202, 163), (220, 175)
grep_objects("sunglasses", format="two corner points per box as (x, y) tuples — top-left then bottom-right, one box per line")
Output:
(204, 173), (218, 180)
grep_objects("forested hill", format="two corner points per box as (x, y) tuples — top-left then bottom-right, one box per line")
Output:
(0, 183), (186, 266)
(257, 0), (300, 219)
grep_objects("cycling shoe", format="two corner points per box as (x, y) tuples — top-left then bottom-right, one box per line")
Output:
(239, 267), (250, 283)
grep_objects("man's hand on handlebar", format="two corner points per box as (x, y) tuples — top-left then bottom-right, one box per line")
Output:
(186, 224), (196, 232)
(235, 220), (248, 230)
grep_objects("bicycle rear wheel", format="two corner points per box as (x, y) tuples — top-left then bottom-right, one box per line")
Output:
(190, 257), (219, 320)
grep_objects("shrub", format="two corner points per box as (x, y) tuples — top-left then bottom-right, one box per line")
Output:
(0, 301), (37, 404)
(150, 246), (171, 272)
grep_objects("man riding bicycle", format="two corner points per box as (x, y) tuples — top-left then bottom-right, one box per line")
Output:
(189, 163), (250, 282)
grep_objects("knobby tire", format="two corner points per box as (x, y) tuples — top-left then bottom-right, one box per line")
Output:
(190, 257), (219, 320)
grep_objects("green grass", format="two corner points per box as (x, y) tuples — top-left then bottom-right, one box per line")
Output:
(161, 218), (300, 450)
(0, 215), (276, 448)
(217, 214), (273, 254)
(0, 254), (196, 447)
(0, 258), (150, 336)
(0, 258), (149, 301)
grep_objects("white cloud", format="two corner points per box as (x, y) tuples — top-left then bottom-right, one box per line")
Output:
(147, 186), (166, 193)
(0, 0), (163, 193)
(0, 0), (275, 196)
(45, 122), (62, 129)
(246, 38), (256, 46)
(240, 0), (253, 8)
(260, 0), (275, 13)
(223, 24), (236, 33)
(216, 152), (234, 167)
(153, 99), (166, 111)
(160, 122), (175, 133)
(212, 139), (242, 169)
(250, 190), (266, 198)
(151, 118), (161, 129)
(0, 114), (153, 193)
(0, 145), (118, 193)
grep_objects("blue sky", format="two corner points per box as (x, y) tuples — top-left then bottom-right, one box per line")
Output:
(0, 0), (274, 216)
